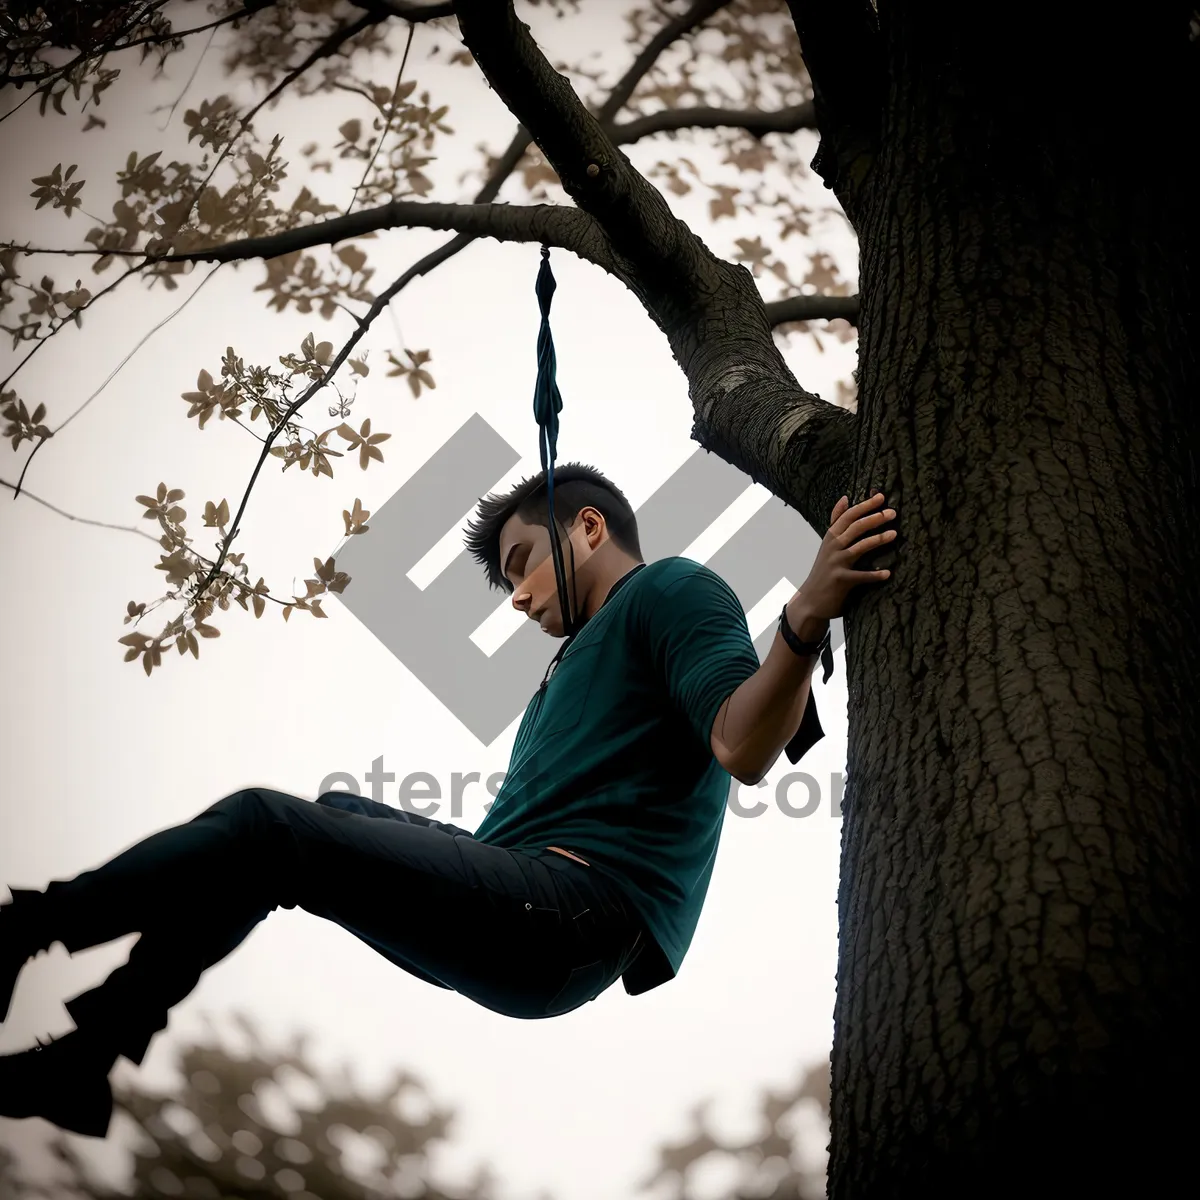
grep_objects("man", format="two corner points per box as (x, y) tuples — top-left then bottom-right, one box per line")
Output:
(0, 462), (896, 1137)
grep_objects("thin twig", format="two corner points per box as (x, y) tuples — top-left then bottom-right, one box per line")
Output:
(9, 263), (225, 501)
(0, 261), (146, 394)
(119, 4), (266, 55)
(62, 264), (225, 439)
(598, 0), (731, 121)
(345, 21), (416, 217)
(1, 476), (168, 544)
(158, 23), (218, 130)
(0, 85), (37, 126)
(0, 475), (292, 608)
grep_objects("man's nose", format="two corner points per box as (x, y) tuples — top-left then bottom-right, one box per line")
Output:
(512, 589), (531, 613)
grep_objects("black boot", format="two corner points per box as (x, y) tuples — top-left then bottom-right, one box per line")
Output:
(0, 1028), (116, 1137)
(0, 889), (49, 1026)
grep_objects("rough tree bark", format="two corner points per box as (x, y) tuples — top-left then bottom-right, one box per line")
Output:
(789, 4), (1200, 1196)
(455, 2), (1200, 1196)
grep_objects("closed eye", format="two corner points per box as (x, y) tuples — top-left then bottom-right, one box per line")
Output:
(503, 544), (529, 591)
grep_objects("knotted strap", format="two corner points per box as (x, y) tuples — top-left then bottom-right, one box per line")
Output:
(532, 246), (579, 637)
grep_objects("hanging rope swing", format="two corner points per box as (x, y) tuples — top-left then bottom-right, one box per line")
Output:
(532, 245), (581, 640)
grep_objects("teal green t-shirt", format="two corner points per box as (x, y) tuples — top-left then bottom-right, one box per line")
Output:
(472, 556), (825, 995)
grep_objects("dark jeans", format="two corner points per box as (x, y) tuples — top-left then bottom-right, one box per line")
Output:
(34, 789), (646, 1066)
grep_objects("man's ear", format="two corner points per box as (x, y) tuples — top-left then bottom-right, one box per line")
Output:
(582, 506), (607, 548)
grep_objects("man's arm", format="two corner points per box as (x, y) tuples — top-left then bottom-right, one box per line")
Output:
(711, 492), (898, 785)
(710, 594), (828, 785)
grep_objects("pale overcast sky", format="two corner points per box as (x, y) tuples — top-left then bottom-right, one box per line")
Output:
(0, 5), (859, 1198)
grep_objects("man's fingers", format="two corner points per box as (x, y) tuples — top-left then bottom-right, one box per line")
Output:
(847, 498), (895, 540)
(832, 491), (887, 533)
(841, 562), (893, 581)
(843, 527), (897, 556)
(831, 510), (895, 552)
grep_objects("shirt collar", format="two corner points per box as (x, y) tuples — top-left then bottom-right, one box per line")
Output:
(600, 561), (647, 609)
(540, 561), (647, 688)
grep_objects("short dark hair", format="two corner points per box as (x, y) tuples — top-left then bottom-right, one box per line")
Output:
(463, 462), (642, 594)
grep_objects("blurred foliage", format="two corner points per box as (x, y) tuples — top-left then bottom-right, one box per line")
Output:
(0, 1016), (505, 1200)
(643, 1060), (830, 1200)
(0, 1018), (830, 1200)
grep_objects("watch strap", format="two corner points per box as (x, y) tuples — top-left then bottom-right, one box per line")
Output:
(779, 603), (835, 684)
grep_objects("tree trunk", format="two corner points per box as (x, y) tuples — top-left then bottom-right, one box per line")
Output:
(825, 10), (1199, 1197)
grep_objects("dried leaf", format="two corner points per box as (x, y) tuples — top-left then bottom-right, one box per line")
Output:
(336, 245), (368, 274)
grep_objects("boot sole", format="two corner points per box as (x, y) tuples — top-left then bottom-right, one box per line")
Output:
(0, 1088), (113, 1138)
(0, 964), (19, 1026)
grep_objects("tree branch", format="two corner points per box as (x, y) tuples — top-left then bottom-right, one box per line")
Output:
(4, 236), (859, 328)
(1, 475), (166, 544)
(453, 0), (729, 294)
(0, 474), (292, 608)
(452, 0), (857, 529)
(173, 7), (383, 235)
(0, 5), (383, 396)
(766, 292), (859, 326)
(8, 263), (223, 502)
(345, 21), (416, 216)
(352, 0), (456, 20)
(599, 0), (732, 120)
(0, 0), (449, 91)
(610, 101), (816, 144)
(185, 224), (488, 606)
(0, 261), (143, 395)
(7, 0), (731, 392)
(344, 0), (733, 317)
(4, 201), (612, 271)
(0, 0), (261, 94)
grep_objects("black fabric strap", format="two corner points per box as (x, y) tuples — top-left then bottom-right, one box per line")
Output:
(779, 603), (835, 684)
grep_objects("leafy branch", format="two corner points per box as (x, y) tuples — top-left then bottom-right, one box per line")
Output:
(3, 0), (863, 678)
(0, 2), (266, 93)
(318, 0), (738, 335)
(173, 264), (420, 656)
(3, 199), (610, 269)
(0, 5), (387, 392)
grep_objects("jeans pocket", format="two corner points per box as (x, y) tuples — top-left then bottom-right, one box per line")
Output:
(543, 958), (611, 1017)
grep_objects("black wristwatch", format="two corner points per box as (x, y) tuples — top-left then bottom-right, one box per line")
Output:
(779, 603), (835, 683)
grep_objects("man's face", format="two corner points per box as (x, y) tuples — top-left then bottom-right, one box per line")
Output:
(498, 510), (596, 638)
